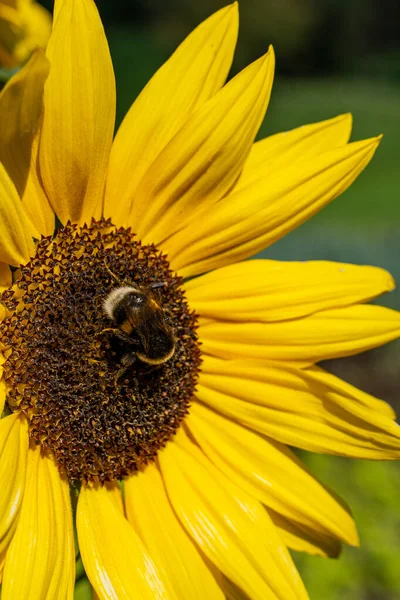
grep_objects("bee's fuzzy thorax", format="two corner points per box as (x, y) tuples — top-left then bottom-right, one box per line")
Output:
(103, 286), (137, 319)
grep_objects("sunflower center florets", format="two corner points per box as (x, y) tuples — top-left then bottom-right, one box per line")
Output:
(0, 219), (200, 483)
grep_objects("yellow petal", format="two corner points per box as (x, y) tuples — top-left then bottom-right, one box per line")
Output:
(125, 464), (224, 600)
(237, 113), (352, 188)
(0, 4), (21, 68)
(187, 402), (358, 547)
(16, 0), (52, 61)
(0, 551), (4, 583)
(165, 136), (381, 277)
(185, 259), (394, 322)
(0, 0), (51, 66)
(0, 3), (18, 22)
(77, 482), (171, 600)
(0, 414), (28, 555)
(159, 430), (309, 600)
(2, 446), (75, 599)
(0, 161), (35, 266)
(0, 49), (54, 237)
(105, 3), (239, 226)
(307, 364), (396, 418)
(197, 356), (400, 459)
(0, 263), (12, 292)
(198, 304), (400, 365)
(135, 47), (275, 243)
(0, 380), (6, 413)
(39, 0), (116, 225)
(269, 510), (343, 559)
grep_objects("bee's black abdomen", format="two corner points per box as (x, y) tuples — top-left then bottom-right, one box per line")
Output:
(146, 328), (175, 361)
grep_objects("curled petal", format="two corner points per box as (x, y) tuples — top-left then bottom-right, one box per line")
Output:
(269, 510), (343, 559)
(186, 402), (358, 548)
(197, 356), (400, 459)
(0, 48), (54, 237)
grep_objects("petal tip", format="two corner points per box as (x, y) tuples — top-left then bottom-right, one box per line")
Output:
(338, 112), (352, 121)
(385, 271), (396, 292)
(217, 1), (239, 24)
(339, 111), (353, 129)
(348, 527), (360, 548)
(258, 45), (275, 75)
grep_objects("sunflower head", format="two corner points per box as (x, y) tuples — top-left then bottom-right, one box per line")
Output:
(0, 219), (201, 483)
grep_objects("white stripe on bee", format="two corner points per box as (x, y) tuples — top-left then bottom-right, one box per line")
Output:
(103, 286), (140, 319)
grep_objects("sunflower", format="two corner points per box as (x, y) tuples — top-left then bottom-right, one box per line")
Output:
(0, 1), (400, 598)
(0, 0), (51, 68)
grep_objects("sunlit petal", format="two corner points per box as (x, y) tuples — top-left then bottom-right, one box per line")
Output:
(237, 113), (353, 188)
(0, 414), (28, 556)
(198, 304), (400, 365)
(187, 402), (358, 547)
(197, 356), (400, 458)
(78, 483), (171, 600)
(185, 260), (394, 322)
(166, 136), (380, 277)
(2, 446), (75, 599)
(135, 48), (275, 243)
(159, 430), (309, 600)
(125, 463), (224, 599)
(106, 3), (239, 226)
(39, 0), (116, 225)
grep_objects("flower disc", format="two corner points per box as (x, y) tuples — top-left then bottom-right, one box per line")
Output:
(0, 220), (200, 483)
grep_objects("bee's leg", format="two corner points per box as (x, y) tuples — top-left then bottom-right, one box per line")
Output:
(97, 327), (119, 336)
(114, 352), (137, 386)
(141, 364), (163, 376)
(103, 260), (124, 286)
(121, 353), (137, 367)
(97, 328), (139, 346)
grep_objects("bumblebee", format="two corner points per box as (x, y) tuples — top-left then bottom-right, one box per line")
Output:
(103, 282), (176, 369)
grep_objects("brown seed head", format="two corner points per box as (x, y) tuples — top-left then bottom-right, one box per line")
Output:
(0, 219), (201, 484)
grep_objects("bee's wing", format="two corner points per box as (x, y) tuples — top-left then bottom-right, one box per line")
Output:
(135, 296), (167, 349)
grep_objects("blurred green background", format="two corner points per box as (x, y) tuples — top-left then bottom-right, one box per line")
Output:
(13, 0), (400, 598)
